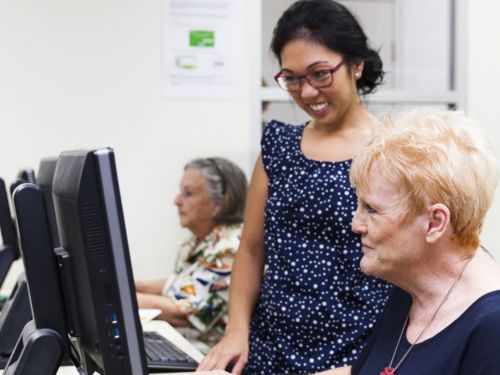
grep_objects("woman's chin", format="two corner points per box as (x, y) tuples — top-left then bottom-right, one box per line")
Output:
(359, 256), (377, 277)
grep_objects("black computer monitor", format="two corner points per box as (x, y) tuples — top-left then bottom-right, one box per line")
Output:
(16, 169), (36, 184)
(52, 148), (148, 375)
(0, 177), (19, 288)
(36, 157), (60, 247)
(0, 177), (33, 365)
(6, 183), (70, 373)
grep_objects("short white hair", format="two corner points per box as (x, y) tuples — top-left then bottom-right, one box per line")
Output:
(350, 108), (499, 252)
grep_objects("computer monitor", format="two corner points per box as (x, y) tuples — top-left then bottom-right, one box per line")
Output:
(16, 169), (36, 184)
(52, 148), (148, 375)
(36, 157), (60, 247)
(6, 183), (70, 373)
(0, 177), (19, 288)
(0, 178), (32, 363)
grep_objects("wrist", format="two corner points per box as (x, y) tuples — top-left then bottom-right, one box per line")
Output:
(225, 321), (249, 337)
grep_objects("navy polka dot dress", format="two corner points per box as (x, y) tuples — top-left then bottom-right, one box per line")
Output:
(246, 121), (392, 374)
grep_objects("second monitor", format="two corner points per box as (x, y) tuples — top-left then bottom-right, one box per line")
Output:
(52, 148), (148, 374)
(51, 148), (197, 374)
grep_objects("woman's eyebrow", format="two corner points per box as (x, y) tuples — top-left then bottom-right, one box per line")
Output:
(280, 60), (331, 72)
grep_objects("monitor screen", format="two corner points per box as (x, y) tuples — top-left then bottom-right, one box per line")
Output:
(36, 157), (60, 247)
(52, 148), (148, 375)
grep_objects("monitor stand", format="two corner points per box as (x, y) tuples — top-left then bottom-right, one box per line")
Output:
(0, 274), (32, 360)
(3, 320), (64, 375)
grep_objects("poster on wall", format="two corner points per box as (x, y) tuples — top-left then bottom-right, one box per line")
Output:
(163, 0), (245, 99)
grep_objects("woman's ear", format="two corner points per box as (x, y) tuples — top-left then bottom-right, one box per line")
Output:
(352, 59), (364, 80)
(426, 203), (451, 244)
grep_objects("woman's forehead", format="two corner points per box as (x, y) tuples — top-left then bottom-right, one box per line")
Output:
(280, 39), (342, 68)
(181, 168), (206, 187)
(358, 166), (402, 204)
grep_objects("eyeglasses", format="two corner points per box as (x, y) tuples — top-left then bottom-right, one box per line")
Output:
(274, 60), (346, 92)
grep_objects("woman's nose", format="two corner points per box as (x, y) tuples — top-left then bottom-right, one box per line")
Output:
(174, 193), (182, 206)
(351, 210), (366, 235)
(300, 79), (320, 99)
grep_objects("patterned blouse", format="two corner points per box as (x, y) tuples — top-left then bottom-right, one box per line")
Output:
(163, 223), (242, 346)
(247, 121), (392, 374)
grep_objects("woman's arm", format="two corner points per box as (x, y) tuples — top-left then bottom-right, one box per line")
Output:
(197, 155), (268, 374)
(135, 278), (167, 295)
(136, 292), (190, 327)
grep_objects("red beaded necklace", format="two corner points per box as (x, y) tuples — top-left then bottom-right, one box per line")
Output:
(380, 258), (471, 375)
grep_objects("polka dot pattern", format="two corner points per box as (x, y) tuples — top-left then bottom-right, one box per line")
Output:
(246, 121), (392, 374)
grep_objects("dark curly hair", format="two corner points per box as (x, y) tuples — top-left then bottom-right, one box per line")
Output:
(271, 0), (384, 94)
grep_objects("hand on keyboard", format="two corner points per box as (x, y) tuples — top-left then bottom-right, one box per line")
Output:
(196, 329), (248, 374)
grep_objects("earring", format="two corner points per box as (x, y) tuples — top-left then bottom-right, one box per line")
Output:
(355, 72), (362, 78)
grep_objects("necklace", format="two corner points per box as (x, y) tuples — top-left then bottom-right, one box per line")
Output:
(380, 258), (471, 375)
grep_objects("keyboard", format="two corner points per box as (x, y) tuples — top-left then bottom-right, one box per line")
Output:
(143, 331), (198, 372)
(0, 331), (199, 371)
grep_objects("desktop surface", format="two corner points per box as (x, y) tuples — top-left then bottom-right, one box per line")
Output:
(0, 320), (204, 375)
(1, 266), (204, 374)
(0, 264), (204, 375)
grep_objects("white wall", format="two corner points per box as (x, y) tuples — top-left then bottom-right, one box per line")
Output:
(0, 0), (254, 279)
(0, 0), (498, 282)
(468, 1), (500, 258)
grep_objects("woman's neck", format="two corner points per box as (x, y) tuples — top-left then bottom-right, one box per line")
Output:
(403, 248), (500, 342)
(300, 103), (375, 163)
(191, 222), (216, 245)
(409, 256), (471, 313)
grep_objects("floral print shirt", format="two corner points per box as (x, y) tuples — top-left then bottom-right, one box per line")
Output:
(163, 223), (242, 346)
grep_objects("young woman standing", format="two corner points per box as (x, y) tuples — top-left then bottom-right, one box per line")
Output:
(199, 1), (392, 373)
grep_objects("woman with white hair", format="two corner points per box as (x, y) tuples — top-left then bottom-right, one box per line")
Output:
(317, 109), (500, 374)
(136, 157), (247, 353)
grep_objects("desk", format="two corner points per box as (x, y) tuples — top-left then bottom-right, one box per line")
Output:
(1, 261), (204, 374)
(0, 320), (203, 375)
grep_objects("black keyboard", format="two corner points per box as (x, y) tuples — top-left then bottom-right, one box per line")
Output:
(143, 331), (198, 372)
(0, 331), (199, 371)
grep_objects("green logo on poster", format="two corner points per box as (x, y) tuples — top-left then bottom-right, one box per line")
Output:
(190, 30), (215, 47)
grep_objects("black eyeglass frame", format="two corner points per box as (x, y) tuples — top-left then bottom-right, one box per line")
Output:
(274, 59), (346, 92)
